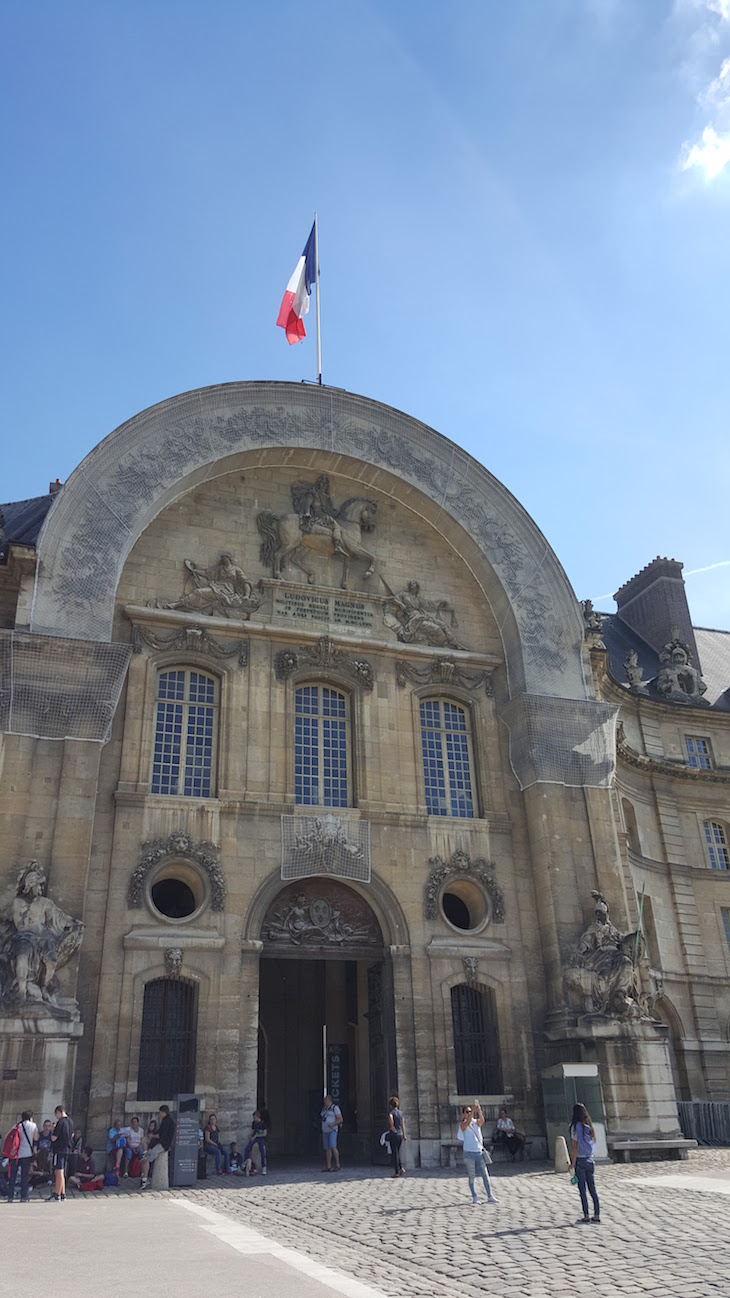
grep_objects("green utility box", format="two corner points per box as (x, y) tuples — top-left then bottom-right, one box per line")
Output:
(541, 1063), (608, 1160)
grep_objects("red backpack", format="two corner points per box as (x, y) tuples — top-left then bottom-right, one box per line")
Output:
(2, 1125), (21, 1161)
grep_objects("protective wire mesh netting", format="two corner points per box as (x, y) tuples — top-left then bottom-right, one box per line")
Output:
(498, 694), (619, 790)
(0, 630), (131, 743)
(281, 813), (371, 882)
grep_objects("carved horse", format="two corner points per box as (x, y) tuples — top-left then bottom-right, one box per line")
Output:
(257, 497), (377, 589)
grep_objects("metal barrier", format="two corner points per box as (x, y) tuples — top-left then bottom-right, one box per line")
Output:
(678, 1101), (730, 1145)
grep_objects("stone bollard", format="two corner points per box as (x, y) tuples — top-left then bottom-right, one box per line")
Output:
(151, 1150), (169, 1190)
(554, 1135), (570, 1174)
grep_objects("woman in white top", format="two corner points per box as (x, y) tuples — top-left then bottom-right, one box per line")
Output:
(459, 1102), (497, 1206)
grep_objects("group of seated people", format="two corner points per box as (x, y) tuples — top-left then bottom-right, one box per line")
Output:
(201, 1109), (269, 1177)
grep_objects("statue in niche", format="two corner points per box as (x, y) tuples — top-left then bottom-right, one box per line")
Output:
(257, 478), (377, 589)
(564, 890), (645, 1020)
(155, 553), (263, 619)
(381, 579), (464, 649)
(655, 637), (708, 706)
(0, 861), (84, 1008)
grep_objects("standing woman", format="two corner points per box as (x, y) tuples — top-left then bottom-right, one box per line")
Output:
(459, 1102), (497, 1206)
(568, 1103), (600, 1224)
(386, 1096), (407, 1178)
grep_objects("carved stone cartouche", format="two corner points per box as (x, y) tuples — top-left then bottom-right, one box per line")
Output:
(0, 861), (84, 1009)
(564, 890), (645, 1020)
(261, 880), (380, 948)
(274, 637), (374, 691)
(281, 813), (371, 883)
(654, 637), (708, 706)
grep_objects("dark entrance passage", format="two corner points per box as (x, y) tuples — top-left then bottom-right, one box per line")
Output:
(256, 877), (396, 1165)
(258, 954), (395, 1163)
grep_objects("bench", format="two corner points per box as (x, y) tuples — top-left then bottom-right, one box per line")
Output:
(488, 1137), (532, 1162)
(609, 1138), (697, 1163)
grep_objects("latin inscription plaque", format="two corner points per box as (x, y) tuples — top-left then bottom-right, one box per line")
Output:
(273, 590), (376, 631)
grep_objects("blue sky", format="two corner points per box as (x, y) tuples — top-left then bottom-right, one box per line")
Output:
(2, 0), (729, 630)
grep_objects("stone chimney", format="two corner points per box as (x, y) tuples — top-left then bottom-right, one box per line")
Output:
(613, 557), (701, 671)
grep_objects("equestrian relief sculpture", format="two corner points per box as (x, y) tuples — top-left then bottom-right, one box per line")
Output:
(257, 476), (377, 589)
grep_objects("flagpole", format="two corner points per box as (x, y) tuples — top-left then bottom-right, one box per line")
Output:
(314, 211), (322, 385)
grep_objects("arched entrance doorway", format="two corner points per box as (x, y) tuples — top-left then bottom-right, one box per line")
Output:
(257, 879), (396, 1163)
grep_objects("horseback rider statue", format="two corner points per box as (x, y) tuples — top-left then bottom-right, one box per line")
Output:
(290, 475), (347, 557)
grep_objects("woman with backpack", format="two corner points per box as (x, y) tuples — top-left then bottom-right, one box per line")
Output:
(4, 1110), (38, 1203)
(568, 1102), (601, 1224)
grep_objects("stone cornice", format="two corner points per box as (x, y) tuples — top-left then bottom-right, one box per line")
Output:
(124, 604), (500, 670)
(617, 722), (730, 785)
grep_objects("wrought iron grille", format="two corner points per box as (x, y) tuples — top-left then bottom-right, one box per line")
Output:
(137, 977), (198, 1101)
(451, 983), (503, 1095)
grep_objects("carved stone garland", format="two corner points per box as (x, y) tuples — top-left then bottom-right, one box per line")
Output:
(396, 658), (493, 697)
(425, 850), (505, 923)
(274, 636), (374, 691)
(128, 831), (226, 911)
(132, 623), (249, 666)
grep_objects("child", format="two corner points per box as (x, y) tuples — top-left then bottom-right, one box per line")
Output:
(106, 1119), (127, 1171)
(229, 1142), (243, 1173)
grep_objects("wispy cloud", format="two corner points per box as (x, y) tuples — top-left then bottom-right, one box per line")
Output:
(684, 559), (730, 575)
(678, 2), (730, 180)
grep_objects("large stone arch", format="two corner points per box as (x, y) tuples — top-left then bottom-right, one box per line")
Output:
(30, 382), (615, 785)
(243, 866), (411, 952)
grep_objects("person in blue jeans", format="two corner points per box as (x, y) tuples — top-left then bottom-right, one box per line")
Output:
(568, 1102), (601, 1224)
(203, 1114), (231, 1174)
(459, 1102), (497, 1206)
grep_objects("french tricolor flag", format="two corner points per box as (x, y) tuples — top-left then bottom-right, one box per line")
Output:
(276, 222), (316, 344)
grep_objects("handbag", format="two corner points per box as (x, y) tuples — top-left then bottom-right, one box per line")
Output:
(482, 1148), (493, 1165)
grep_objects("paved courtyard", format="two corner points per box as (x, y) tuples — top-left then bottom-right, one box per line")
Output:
(9, 1150), (730, 1298)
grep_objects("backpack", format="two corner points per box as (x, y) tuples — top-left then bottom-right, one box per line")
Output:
(2, 1125), (20, 1161)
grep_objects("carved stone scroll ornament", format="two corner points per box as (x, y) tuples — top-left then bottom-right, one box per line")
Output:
(381, 579), (465, 649)
(127, 831), (226, 911)
(563, 890), (648, 1020)
(274, 636), (374, 691)
(132, 623), (249, 666)
(0, 860), (84, 1009)
(150, 553), (263, 620)
(281, 814), (371, 883)
(257, 478), (377, 589)
(164, 947), (183, 978)
(396, 658), (493, 697)
(462, 956), (479, 987)
(262, 880), (381, 948)
(424, 850), (505, 923)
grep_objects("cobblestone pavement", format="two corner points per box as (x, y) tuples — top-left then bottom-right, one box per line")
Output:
(155, 1149), (730, 1298)
(39, 1150), (730, 1297)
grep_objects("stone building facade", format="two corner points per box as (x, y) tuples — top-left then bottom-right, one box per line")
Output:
(1, 382), (728, 1161)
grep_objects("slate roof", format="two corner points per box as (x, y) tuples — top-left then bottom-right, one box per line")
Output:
(599, 612), (730, 712)
(0, 492), (57, 552)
